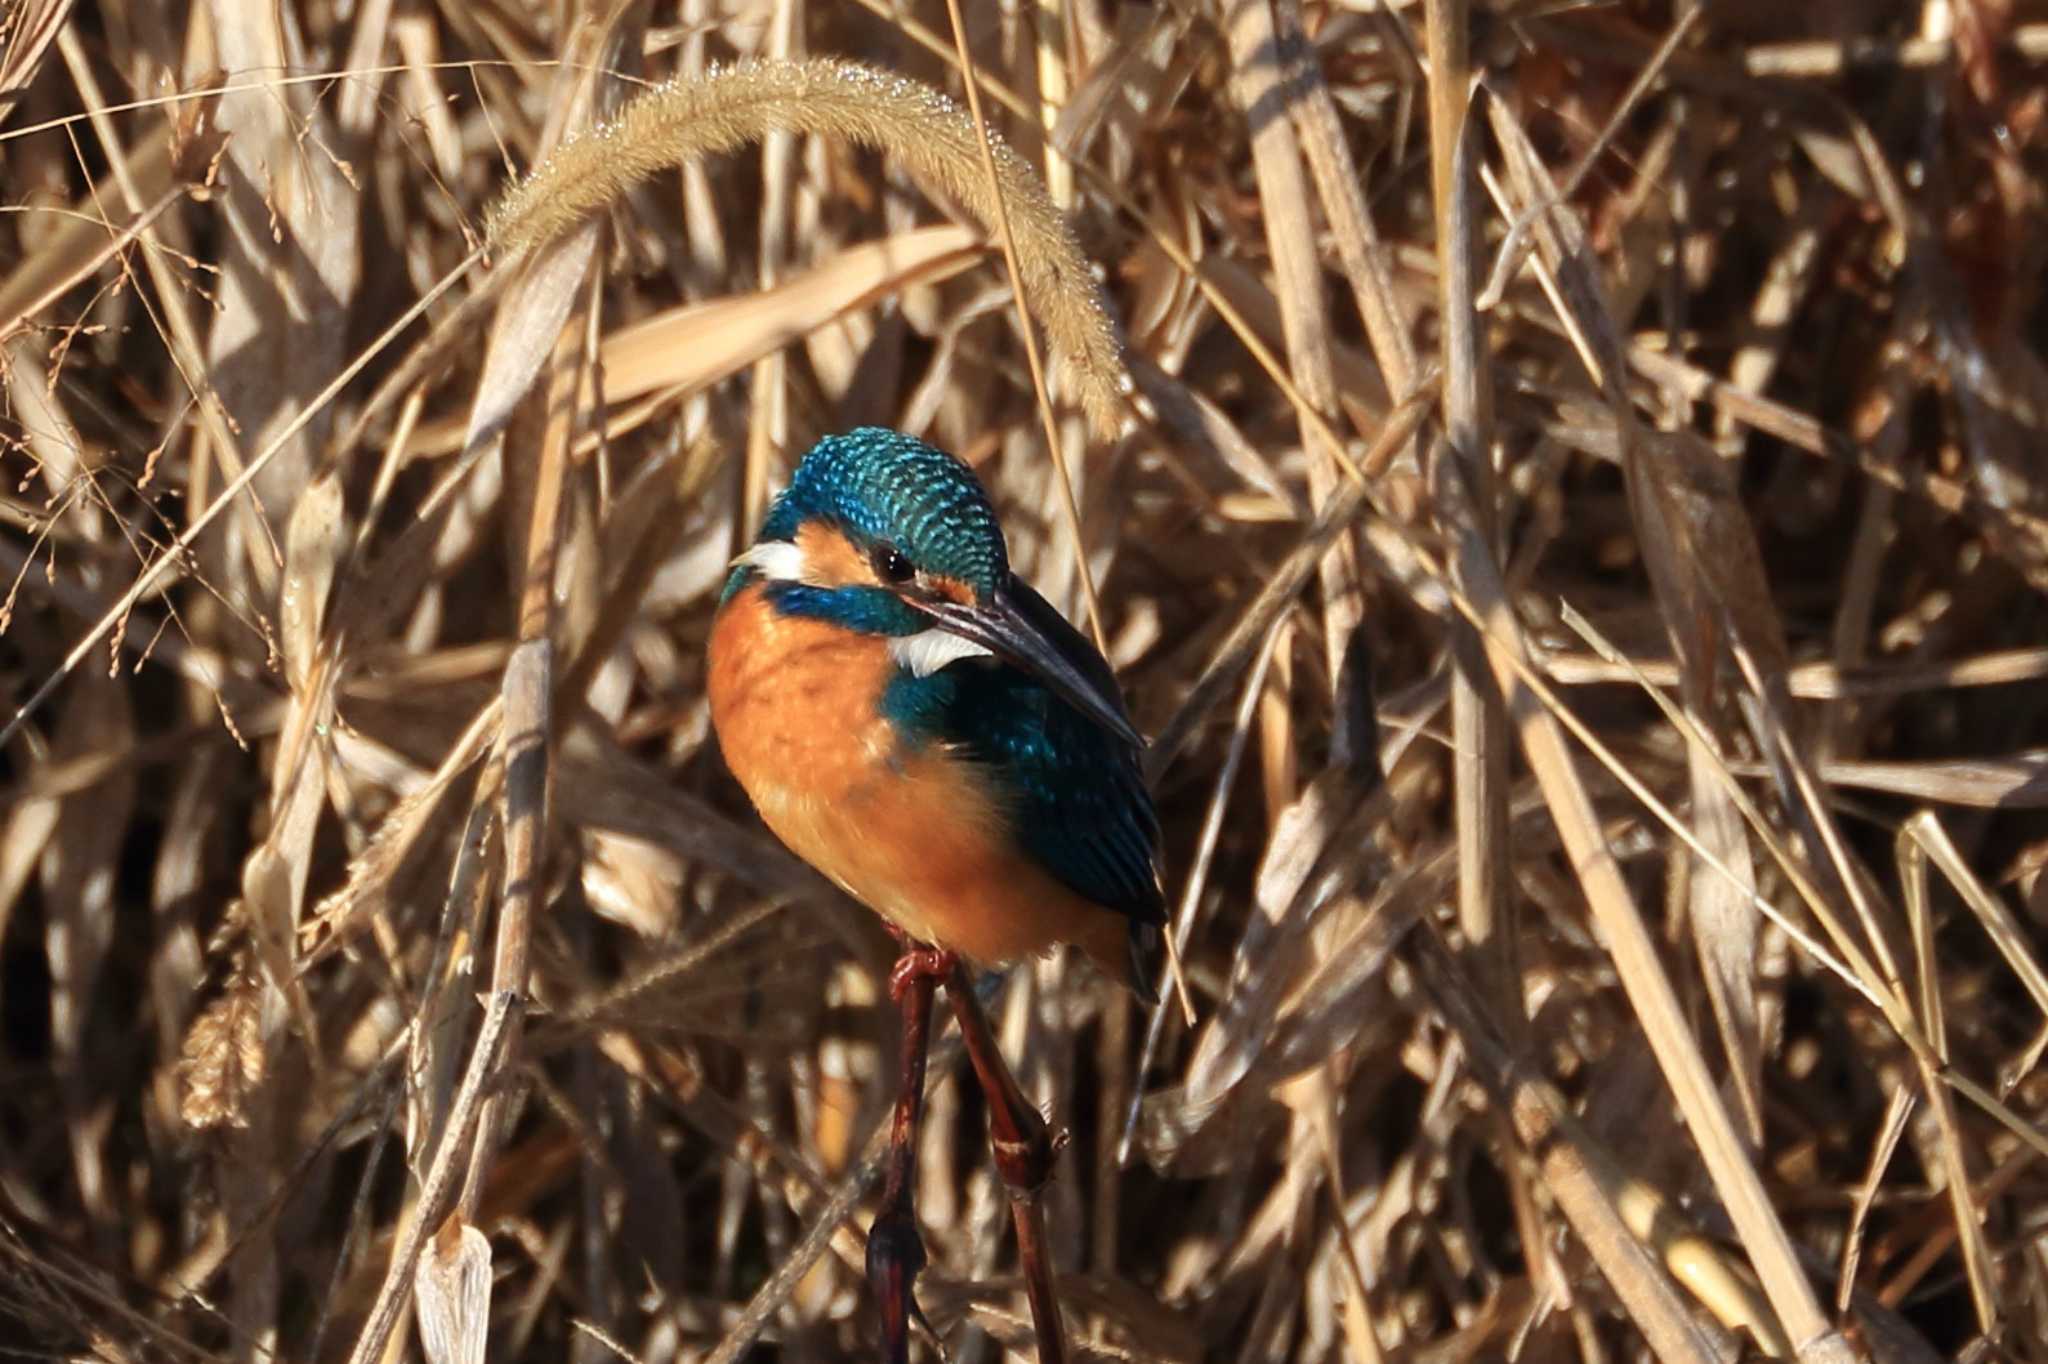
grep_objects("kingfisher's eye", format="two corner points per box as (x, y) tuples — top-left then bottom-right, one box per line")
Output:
(871, 544), (914, 585)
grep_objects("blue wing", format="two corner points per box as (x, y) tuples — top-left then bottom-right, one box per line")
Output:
(947, 661), (1164, 929)
(883, 580), (1165, 933)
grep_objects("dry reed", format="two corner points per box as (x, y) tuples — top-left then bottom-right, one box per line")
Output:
(4, 3), (2048, 1363)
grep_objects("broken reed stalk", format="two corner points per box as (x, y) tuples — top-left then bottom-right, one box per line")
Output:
(482, 57), (1130, 439)
(1420, 0), (1515, 1021)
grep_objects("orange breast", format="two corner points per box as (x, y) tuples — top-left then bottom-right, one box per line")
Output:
(707, 583), (1134, 982)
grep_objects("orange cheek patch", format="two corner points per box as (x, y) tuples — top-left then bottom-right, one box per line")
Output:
(794, 522), (879, 588)
(923, 574), (975, 605)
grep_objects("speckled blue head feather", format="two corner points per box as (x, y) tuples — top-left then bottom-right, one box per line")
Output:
(760, 428), (1008, 597)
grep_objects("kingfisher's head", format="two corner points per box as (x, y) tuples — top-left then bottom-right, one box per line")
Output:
(726, 428), (1138, 745)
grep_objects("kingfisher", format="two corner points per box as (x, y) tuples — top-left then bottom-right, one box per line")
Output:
(706, 427), (1165, 999)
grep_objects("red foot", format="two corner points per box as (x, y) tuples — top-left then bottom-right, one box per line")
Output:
(888, 945), (957, 1003)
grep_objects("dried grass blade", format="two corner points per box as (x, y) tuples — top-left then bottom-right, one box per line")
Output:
(1895, 821), (1999, 1329)
(1410, 922), (1742, 1363)
(1272, 0), (1415, 398)
(1556, 604), (1878, 1003)
(343, 989), (518, 1364)
(1436, 465), (1843, 1357)
(409, 786), (502, 1184)
(1901, 810), (2048, 1019)
(1485, 89), (1790, 1150)
(1179, 763), (1391, 1116)
(1554, 607), (2009, 1345)
(1147, 377), (1436, 779)
(1838, 1086), (1914, 1317)
(1120, 616), (1283, 1161)
(457, 0), (641, 1229)
(1128, 356), (1303, 513)
(1792, 753), (2048, 808)
(1681, 739), (1768, 1143)
(1224, 0), (1365, 686)
(194, 5), (361, 526)
(1422, 0), (1514, 1014)
(596, 225), (981, 404)
(232, 468), (346, 1061)
(297, 698), (500, 972)
(414, 1216), (492, 1364)
(0, 0), (75, 120)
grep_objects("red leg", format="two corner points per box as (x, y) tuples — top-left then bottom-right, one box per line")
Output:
(869, 940), (944, 1362)
(944, 961), (1070, 1364)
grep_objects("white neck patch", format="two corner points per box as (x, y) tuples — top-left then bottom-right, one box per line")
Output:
(735, 539), (806, 583)
(888, 629), (993, 678)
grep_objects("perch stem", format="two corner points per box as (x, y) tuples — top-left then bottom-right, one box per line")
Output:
(945, 961), (1069, 1364)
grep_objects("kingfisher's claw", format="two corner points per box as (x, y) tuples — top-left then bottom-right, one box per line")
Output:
(888, 946), (957, 1003)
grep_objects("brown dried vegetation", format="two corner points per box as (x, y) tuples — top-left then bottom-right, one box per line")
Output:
(4, 1), (2048, 1361)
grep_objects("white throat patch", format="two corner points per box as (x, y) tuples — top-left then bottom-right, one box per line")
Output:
(888, 629), (993, 678)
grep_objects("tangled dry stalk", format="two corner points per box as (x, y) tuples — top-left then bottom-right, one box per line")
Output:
(4, 1), (2048, 1361)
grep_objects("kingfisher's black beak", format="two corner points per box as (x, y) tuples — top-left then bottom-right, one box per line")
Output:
(915, 577), (1143, 749)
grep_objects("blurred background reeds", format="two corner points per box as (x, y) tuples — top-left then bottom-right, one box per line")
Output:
(4, 0), (2048, 1360)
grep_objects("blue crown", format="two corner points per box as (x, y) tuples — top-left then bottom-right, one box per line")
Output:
(761, 428), (1009, 596)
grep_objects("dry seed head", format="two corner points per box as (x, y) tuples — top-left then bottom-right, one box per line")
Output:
(483, 58), (1130, 438)
(177, 971), (265, 1130)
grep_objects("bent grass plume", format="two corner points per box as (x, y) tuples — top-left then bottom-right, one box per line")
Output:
(484, 58), (1130, 438)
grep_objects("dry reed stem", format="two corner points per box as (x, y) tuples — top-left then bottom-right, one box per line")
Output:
(1411, 919), (1746, 1362)
(1342, 374), (1853, 1351)
(1225, 0), (1365, 689)
(938, 0), (1110, 665)
(344, 989), (519, 1364)
(1489, 71), (1787, 1146)
(10, 7), (2048, 1362)
(446, 24), (639, 1355)
(1421, 0), (1516, 1040)
(1896, 816), (2005, 1328)
(1558, 604), (2048, 1346)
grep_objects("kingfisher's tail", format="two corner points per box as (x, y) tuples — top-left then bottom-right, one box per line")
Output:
(1125, 921), (1164, 1006)
(1071, 912), (1162, 1004)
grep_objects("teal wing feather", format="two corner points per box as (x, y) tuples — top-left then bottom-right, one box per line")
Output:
(881, 583), (1164, 931)
(952, 664), (1164, 928)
